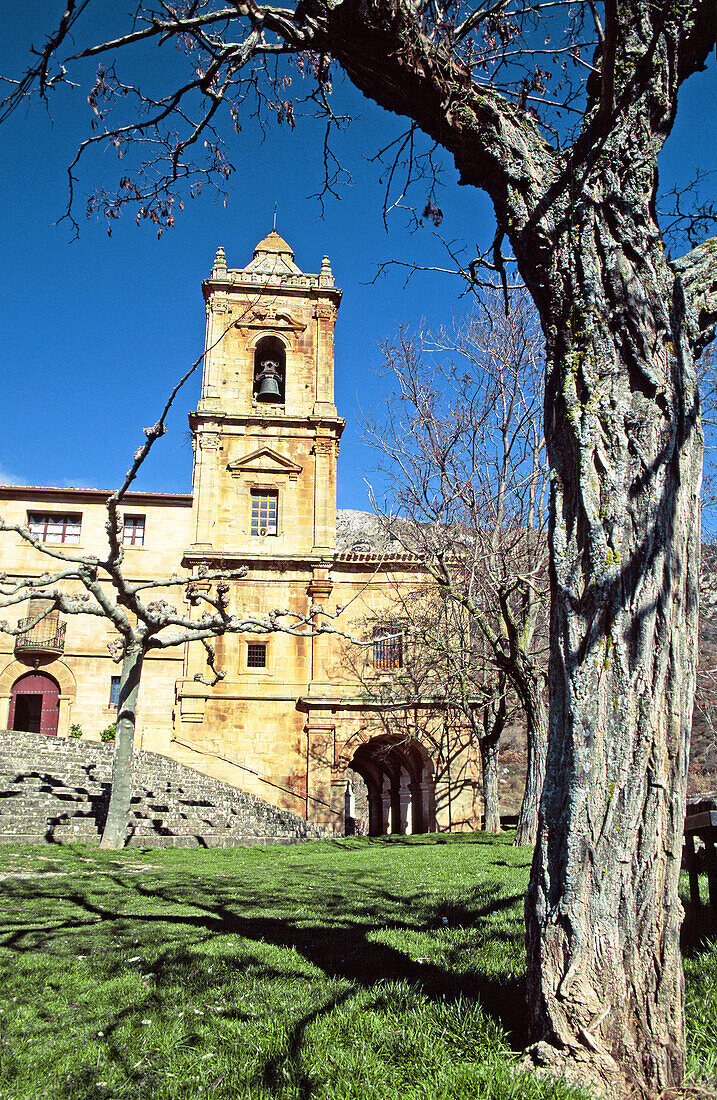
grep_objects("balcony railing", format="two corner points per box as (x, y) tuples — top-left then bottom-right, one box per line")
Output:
(14, 617), (66, 655)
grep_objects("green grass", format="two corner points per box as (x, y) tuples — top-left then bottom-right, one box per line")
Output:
(684, 929), (717, 1087)
(0, 835), (713, 1100)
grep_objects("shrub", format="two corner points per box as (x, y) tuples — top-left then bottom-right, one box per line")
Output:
(100, 723), (116, 743)
(68, 723), (83, 739)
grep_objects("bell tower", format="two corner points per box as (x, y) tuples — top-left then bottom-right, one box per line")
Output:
(188, 232), (344, 560)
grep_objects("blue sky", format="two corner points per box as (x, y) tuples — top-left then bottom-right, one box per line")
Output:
(1, 7), (715, 511)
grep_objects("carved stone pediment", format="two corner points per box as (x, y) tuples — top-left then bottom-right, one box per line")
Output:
(227, 447), (302, 480)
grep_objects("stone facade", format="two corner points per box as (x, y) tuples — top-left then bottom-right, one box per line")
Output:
(0, 232), (482, 835)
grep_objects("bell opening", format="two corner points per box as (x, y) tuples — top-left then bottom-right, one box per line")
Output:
(253, 336), (286, 405)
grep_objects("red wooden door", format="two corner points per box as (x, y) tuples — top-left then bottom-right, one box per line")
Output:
(9, 672), (60, 736)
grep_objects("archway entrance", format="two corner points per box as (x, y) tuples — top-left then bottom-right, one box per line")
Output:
(9, 672), (60, 736)
(348, 735), (435, 836)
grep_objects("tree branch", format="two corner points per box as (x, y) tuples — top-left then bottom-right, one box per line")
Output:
(671, 236), (717, 357)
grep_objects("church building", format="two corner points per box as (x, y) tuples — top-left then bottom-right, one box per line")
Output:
(0, 232), (482, 835)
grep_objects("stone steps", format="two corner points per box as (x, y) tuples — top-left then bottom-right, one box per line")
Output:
(0, 729), (326, 848)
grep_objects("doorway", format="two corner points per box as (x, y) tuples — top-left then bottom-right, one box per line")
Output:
(348, 735), (435, 835)
(9, 672), (60, 736)
(13, 694), (43, 733)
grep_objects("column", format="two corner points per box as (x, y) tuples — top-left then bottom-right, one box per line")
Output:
(191, 430), (221, 549)
(330, 777), (348, 836)
(306, 718), (336, 827)
(313, 299), (338, 414)
(57, 695), (72, 739)
(307, 571), (333, 689)
(381, 775), (393, 834)
(419, 781), (436, 833)
(397, 773), (412, 835)
(312, 436), (337, 553)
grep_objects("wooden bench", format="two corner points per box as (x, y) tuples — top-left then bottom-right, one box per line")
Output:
(684, 798), (717, 913)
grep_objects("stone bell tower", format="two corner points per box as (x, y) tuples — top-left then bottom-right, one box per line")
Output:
(188, 232), (344, 560)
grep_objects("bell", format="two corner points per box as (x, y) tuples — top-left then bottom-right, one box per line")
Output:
(255, 358), (282, 403)
(256, 374), (282, 402)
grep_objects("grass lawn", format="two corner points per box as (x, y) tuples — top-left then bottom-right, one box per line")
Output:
(0, 833), (714, 1100)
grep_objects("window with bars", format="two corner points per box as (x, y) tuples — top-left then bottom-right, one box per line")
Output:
(27, 513), (82, 544)
(372, 627), (404, 670)
(109, 676), (121, 708)
(247, 643), (267, 668)
(250, 490), (278, 536)
(122, 514), (145, 546)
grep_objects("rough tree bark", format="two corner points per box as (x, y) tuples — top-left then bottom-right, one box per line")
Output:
(523, 199), (705, 1092)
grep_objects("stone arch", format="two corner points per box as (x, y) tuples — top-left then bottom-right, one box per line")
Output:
(0, 658), (77, 737)
(347, 734), (436, 836)
(338, 724), (435, 777)
(248, 330), (292, 352)
(0, 658), (76, 697)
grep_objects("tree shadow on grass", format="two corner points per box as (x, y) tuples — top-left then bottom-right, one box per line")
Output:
(64, 938), (358, 1100)
(258, 987), (358, 1100)
(0, 870), (531, 1050)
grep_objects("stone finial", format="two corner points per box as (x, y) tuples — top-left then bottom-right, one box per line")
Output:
(320, 255), (333, 283)
(212, 245), (227, 278)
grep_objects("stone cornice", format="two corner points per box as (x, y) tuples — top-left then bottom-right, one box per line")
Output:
(180, 548), (426, 572)
(188, 409), (346, 437)
(202, 274), (342, 306)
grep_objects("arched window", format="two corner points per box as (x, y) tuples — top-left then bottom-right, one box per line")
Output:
(253, 336), (286, 404)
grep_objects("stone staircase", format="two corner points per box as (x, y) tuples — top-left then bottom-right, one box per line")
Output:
(0, 730), (327, 848)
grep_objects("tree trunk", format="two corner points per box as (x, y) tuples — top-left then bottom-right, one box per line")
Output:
(524, 210), (702, 1094)
(100, 644), (145, 849)
(514, 674), (547, 847)
(480, 693), (506, 832)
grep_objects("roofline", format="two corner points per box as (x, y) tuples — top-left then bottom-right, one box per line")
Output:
(0, 485), (193, 505)
(180, 549), (424, 570)
(334, 551), (420, 564)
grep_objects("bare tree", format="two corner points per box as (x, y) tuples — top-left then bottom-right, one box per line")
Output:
(0, 350), (347, 850)
(3, 2), (717, 1090)
(365, 292), (549, 845)
(344, 580), (515, 832)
